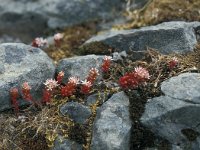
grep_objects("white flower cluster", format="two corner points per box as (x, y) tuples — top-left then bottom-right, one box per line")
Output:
(54, 33), (64, 41)
(89, 68), (99, 76)
(68, 76), (79, 85)
(22, 82), (31, 90)
(81, 80), (92, 87)
(103, 55), (113, 61)
(44, 79), (59, 91)
(34, 37), (47, 47)
(135, 66), (150, 79)
(58, 71), (65, 77)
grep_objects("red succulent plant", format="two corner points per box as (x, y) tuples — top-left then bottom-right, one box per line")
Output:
(42, 89), (52, 104)
(86, 68), (99, 84)
(56, 71), (65, 84)
(60, 77), (79, 97)
(80, 80), (92, 94)
(43, 79), (59, 104)
(54, 33), (64, 47)
(119, 66), (150, 89)
(10, 87), (19, 115)
(168, 57), (178, 70)
(31, 37), (47, 48)
(101, 56), (112, 72)
(22, 82), (33, 102)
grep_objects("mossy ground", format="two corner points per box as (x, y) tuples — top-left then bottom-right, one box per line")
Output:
(1, 1), (200, 149)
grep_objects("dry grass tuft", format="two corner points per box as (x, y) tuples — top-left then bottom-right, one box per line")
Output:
(0, 90), (110, 150)
(116, 0), (200, 29)
(0, 98), (74, 150)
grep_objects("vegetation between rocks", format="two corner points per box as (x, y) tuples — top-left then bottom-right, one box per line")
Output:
(1, 40), (200, 149)
(1, 1), (200, 150)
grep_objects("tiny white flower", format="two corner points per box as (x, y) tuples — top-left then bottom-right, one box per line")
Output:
(172, 57), (178, 62)
(44, 79), (59, 91)
(81, 80), (92, 87)
(22, 82), (31, 90)
(18, 115), (27, 123)
(104, 55), (113, 61)
(54, 33), (64, 41)
(68, 76), (79, 85)
(58, 71), (65, 77)
(89, 68), (99, 76)
(35, 37), (47, 47)
(135, 66), (150, 79)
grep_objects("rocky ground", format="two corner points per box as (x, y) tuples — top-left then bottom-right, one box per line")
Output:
(0, 0), (200, 150)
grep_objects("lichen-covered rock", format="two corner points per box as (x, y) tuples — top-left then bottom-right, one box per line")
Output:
(56, 55), (104, 82)
(0, 0), (128, 43)
(0, 43), (55, 111)
(86, 21), (200, 55)
(60, 102), (92, 124)
(90, 91), (132, 150)
(141, 73), (200, 149)
(53, 136), (82, 150)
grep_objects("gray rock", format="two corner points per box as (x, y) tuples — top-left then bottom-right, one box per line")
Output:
(161, 73), (200, 104)
(0, 35), (21, 44)
(53, 136), (82, 150)
(60, 102), (92, 124)
(90, 91), (132, 150)
(0, 43), (55, 111)
(0, 0), (127, 43)
(86, 92), (108, 106)
(86, 21), (200, 55)
(172, 145), (183, 150)
(0, 65), (5, 74)
(97, 16), (128, 31)
(112, 51), (127, 61)
(144, 148), (158, 150)
(141, 73), (200, 149)
(56, 55), (104, 83)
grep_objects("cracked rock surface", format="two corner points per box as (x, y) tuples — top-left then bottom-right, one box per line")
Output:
(141, 73), (200, 149)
